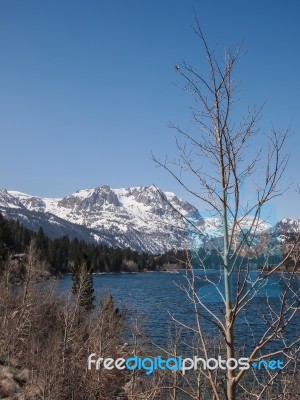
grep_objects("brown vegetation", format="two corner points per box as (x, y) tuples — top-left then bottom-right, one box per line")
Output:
(0, 242), (128, 400)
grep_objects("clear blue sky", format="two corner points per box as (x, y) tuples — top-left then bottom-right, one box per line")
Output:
(0, 0), (299, 219)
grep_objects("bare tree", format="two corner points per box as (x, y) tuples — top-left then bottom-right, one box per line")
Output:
(154, 16), (300, 400)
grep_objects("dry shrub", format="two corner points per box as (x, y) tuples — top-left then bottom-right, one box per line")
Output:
(0, 243), (128, 399)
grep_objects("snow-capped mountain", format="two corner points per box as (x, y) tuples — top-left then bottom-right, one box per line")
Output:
(0, 186), (299, 254)
(270, 218), (300, 243)
(0, 186), (206, 253)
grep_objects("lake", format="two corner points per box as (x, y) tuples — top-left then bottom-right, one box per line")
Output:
(57, 270), (300, 354)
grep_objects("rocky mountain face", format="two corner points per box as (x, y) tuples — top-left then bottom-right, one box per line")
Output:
(273, 218), (300, 237)
(0, 186), (299, 254)
(0, 186), (204, 253)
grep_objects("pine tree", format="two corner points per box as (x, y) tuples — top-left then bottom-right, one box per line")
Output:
(35, 227), (48, 260)
(71, 254), (95, 312)
(0, 213), (13, 273)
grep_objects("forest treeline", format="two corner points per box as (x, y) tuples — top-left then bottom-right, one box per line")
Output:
(0, 212), (293, 277)
(0, 212), (190, 275)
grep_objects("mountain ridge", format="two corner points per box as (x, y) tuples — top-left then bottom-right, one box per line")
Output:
(1, 186), (200, 253)
(1, 186), (299, 254)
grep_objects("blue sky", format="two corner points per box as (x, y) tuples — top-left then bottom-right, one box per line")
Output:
(0, 0), (300, 219)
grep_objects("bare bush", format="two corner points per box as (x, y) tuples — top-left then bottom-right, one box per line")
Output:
(0, 241), (128, 399)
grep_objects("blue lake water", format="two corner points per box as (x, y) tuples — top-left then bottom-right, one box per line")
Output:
(57, 271), (299, 354)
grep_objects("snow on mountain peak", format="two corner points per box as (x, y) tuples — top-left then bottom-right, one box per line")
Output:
(1, 186), (299, 254)
(0, 189), (25, 209)
(2, 185), (202, 252)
